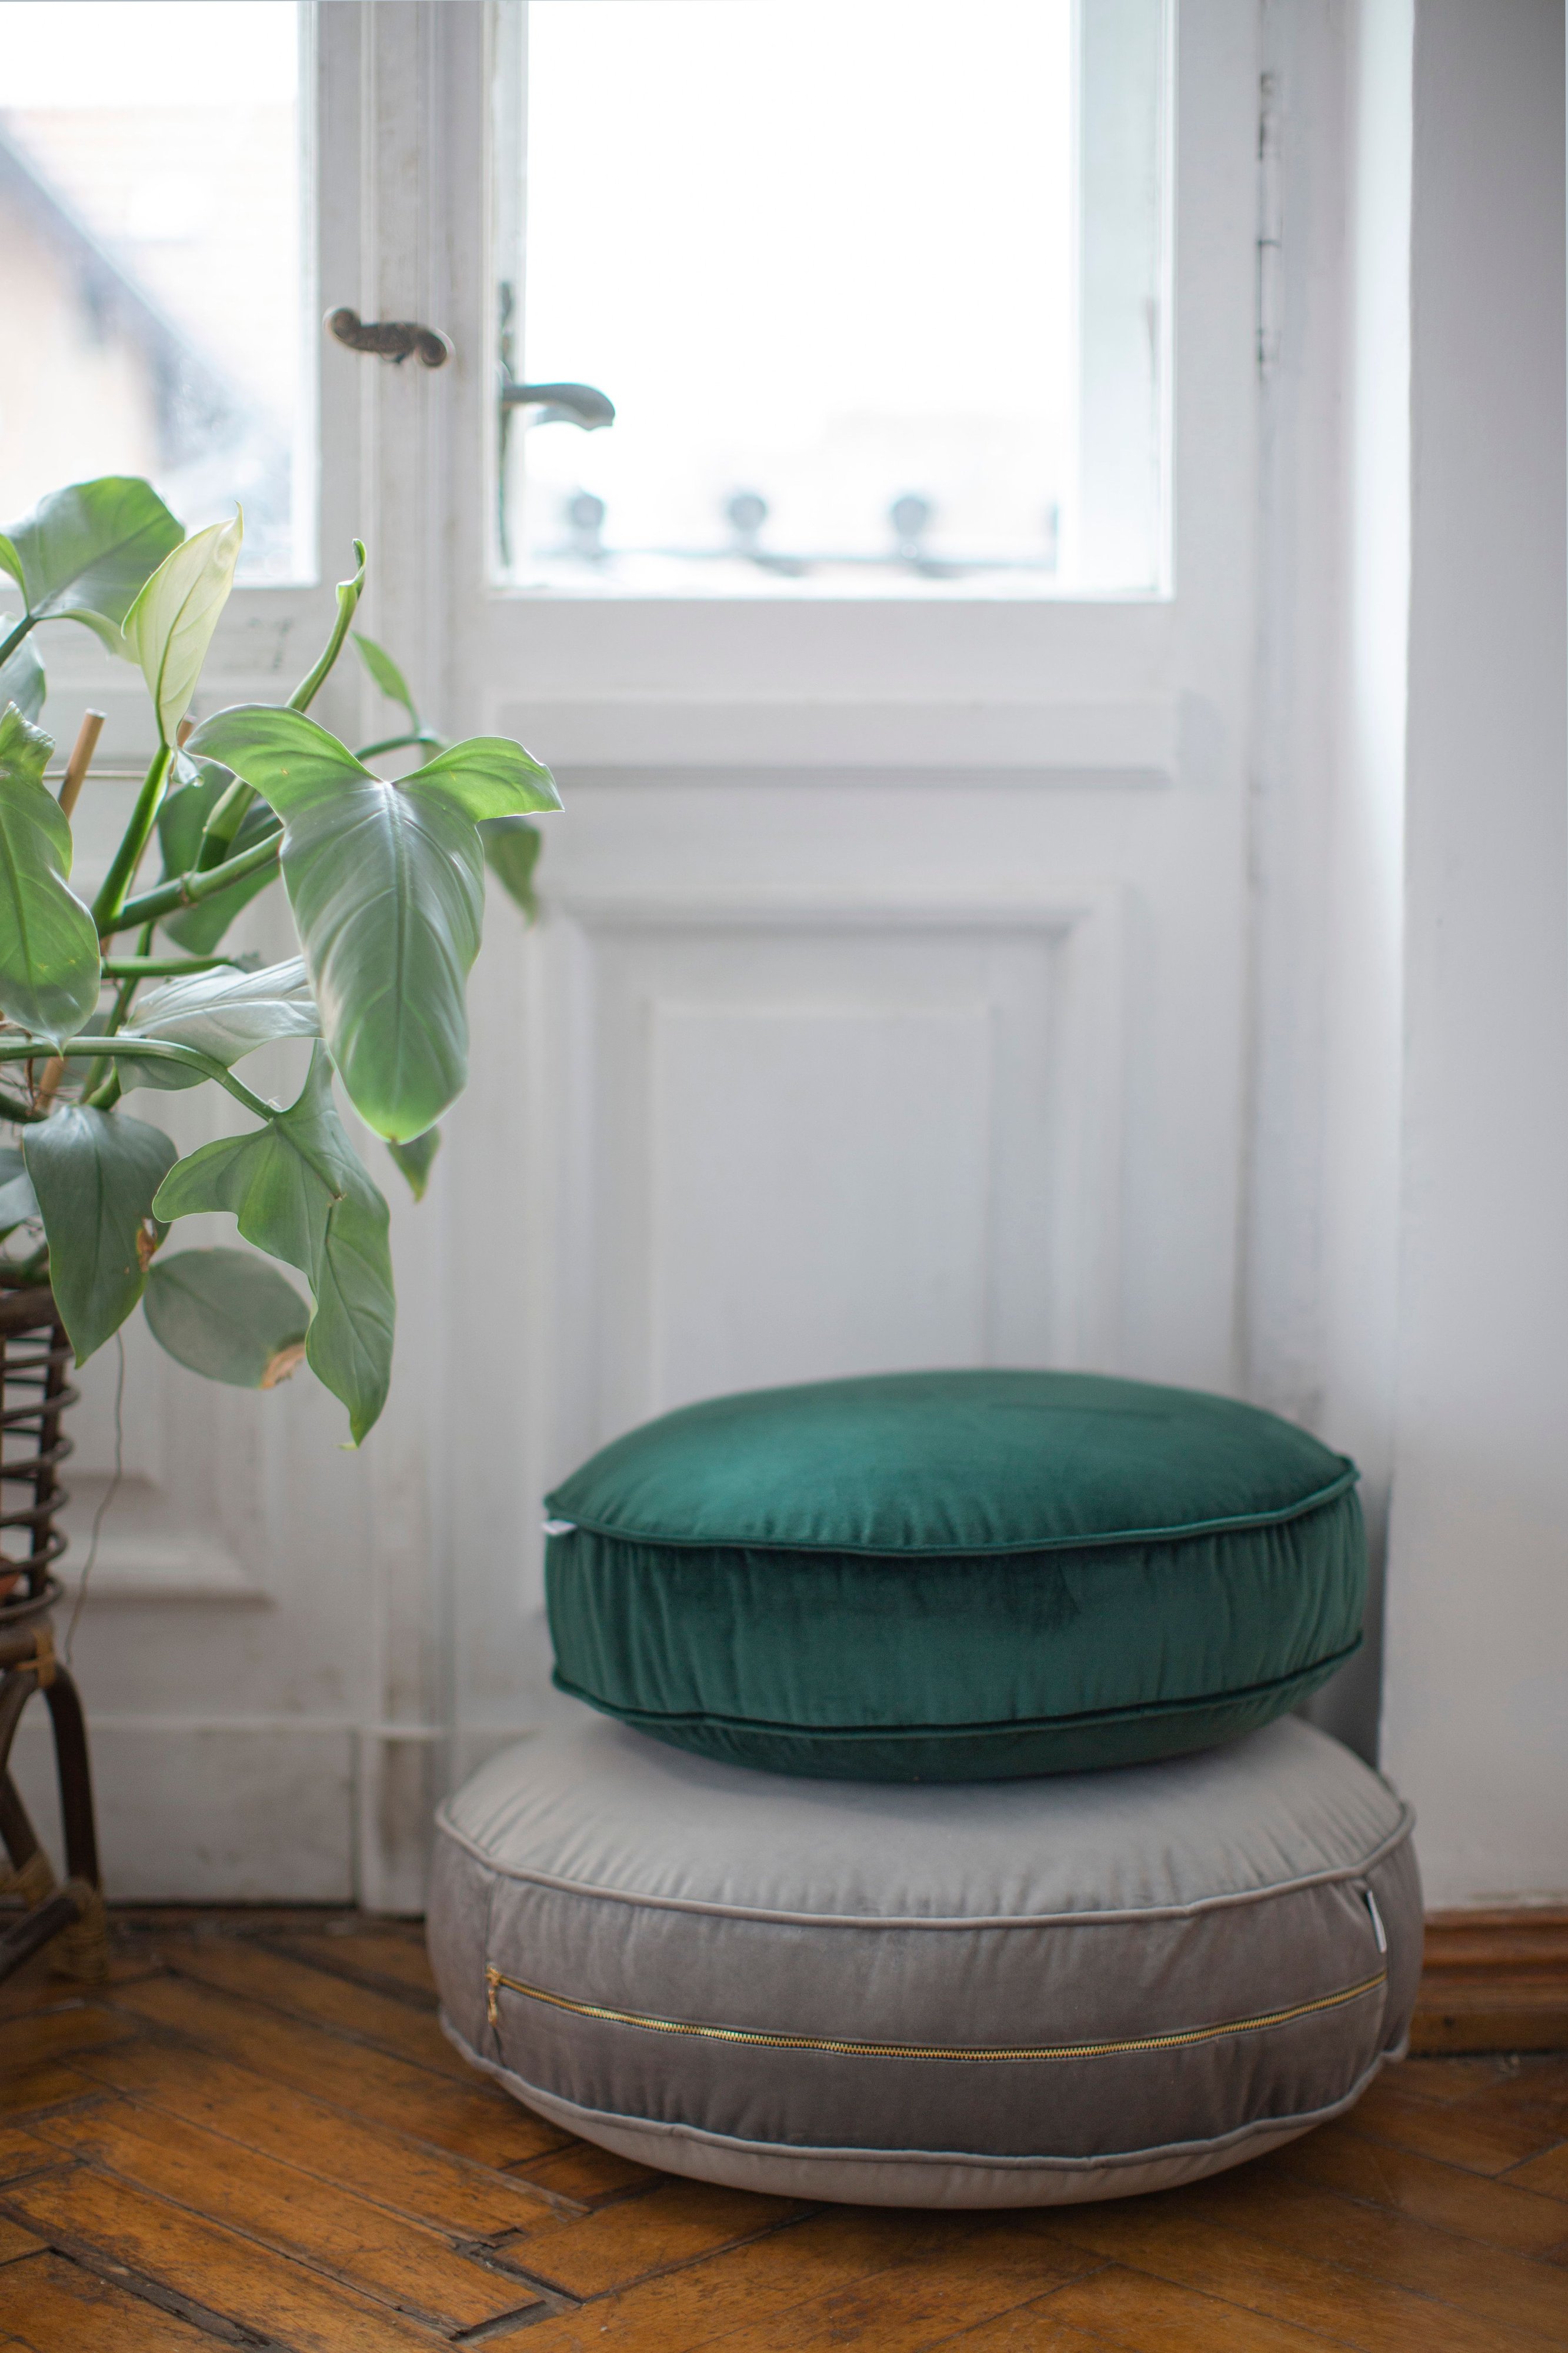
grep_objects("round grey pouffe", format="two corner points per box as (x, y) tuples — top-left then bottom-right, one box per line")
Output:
(429, 1716), (1421, 2209)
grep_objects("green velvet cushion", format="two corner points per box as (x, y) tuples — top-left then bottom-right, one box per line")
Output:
(544, 1369), (1366, 1781)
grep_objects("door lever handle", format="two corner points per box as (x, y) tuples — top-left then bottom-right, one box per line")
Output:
(499, 378), (615, 429)
(327, 308), (453, 368)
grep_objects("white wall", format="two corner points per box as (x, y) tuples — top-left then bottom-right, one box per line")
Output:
(1245, 0), (1568, 1905)
(1378, 0), (1568, 1905)
(1246, 0), (1414, 1769)
(1310, 0), (1412, 1769)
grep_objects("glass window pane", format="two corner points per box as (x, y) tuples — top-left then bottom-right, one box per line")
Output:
(0, 1), (311, 582)
(496, 0), (1167, 597)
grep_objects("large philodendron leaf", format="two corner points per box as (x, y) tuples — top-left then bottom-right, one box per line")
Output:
(144, 1248), (310, 1388)
(0, 478), (183, 655)
(0, 703), (102, 1044)
(153, 1046), (394, 1441)
(0, 625), (45, 721)
(479, 815), (542, 919)
(398, 736), (560, 818)
(304, 1173), (397, 1441)
(24, 1107), (178, 1362)
(185, 706), (560, 1141)
(155, 754), (279, 951)
(386, 1126), (440, 1201)
(116, 956), (319, 1091)
(124, 511), (243, 744)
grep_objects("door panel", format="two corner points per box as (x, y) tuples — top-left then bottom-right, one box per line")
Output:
(548, 885), (1125, 1439)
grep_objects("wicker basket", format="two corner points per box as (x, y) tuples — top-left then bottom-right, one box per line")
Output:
(0, 1280), (76, 1625)
(0, 1279), (105, 1982)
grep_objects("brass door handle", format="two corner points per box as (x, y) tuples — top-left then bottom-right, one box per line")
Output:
(327, 308), (453, 368)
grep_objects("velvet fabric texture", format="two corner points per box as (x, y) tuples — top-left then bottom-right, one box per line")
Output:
(545, 1369), (1367, 1781)
(429, 1717), (1421, 2207)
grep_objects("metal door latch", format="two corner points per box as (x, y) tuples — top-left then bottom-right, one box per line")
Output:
(327, 307), (453, 368)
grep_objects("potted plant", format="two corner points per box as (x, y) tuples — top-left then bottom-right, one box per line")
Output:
(0, 475), (559, 1464)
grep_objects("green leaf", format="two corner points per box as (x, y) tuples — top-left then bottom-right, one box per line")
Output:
(0, 1145), (39, 1231)
(0, 703), (102, 1044)
(153, 1043), (346, 1269)
(185, 706), (559, 1141)
(116, 955), (319, 1091)
(479, 816), (542, 920)
(144, 1247), (310, 1387)
(24, 1106), (178, 1362)
(305, 1175), (396, 1442)
(386, 1126), (439, 1201)
(124, 511), (243, 744)
(353, 632), (420, 729)
(399, 736), (560, 821)
(0, 478), (183, 655)
(0, 624), (45, 721)
(154, 755), (279, 952)
(152, 1046), (394, 1441)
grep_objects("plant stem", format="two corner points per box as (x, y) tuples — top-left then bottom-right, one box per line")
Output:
(355, 729), (446, 761)
(101, 953), (236, 978)
(109, 825), (282, 934)
(106, 928), (154, 1035)
(79, 926), (152, 1104)
(0, 614), (35, 670)
(91, 741), (172, 934)
(0, 1036), (275, 1123)
(0, 1087), (49, 1125)
(194, 775), (258, 868)
(289, 540), (367, 713)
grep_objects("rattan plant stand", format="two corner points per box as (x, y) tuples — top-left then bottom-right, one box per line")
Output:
(0, 1282), (107, 1984)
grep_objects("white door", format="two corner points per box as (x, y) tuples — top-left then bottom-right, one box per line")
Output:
(439, 1), (1263, 1812)
(12, 0), (1263, 1906)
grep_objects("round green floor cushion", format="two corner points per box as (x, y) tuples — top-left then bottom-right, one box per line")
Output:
(543, 1369), (1366, 1780)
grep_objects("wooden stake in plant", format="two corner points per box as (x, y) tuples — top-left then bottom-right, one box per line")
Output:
(36, 712), (108, 1108)
(56, 709), (104, 821)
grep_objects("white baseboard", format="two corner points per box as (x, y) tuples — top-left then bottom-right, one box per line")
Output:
(8, 1715), (354, 1904)
(4, 1702), (603, 1906)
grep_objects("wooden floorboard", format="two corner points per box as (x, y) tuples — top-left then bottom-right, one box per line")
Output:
(0, 1909), (1564, 2350)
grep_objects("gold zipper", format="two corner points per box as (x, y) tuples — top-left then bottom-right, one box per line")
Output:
(484, 1962), (1386, 2059)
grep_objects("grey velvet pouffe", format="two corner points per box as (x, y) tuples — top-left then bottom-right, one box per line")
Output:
(429, 1715), (1421, 2208)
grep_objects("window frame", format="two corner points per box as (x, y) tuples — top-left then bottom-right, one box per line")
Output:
(445, 0), (1253, 785)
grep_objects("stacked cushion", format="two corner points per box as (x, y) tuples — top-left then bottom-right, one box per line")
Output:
(430, 1365), (1408, 2208)
(430, 1714), (1421, 2208)
(543, 1370), (1366, 1780)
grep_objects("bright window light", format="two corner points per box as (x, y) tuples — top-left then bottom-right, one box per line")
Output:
(498, 0), (1169, 596)
(0, 1), (311, 582)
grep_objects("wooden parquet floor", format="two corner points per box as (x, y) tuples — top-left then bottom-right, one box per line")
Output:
(0, 1912), (1565, 2352)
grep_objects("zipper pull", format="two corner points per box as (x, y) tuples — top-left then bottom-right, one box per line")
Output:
(486, 1965), (500, 2028)
(1362, 1887), (1388, 1954)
